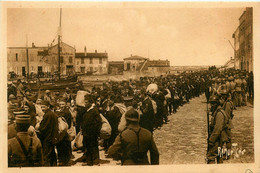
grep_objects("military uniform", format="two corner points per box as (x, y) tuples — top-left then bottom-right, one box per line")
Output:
(223, 98), (234, 154)
(108, 108), (159, 165)
(229, 79), (236, 106)
(8, 132), (44, 167)
(234, 78), (242, 107)
(241, 77), (247, 106)
(207, 106), (229, 164)
(8, 114), (43, 167)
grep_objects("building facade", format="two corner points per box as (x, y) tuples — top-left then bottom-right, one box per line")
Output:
(123, 55), (148, 72)
(75, 50), (108, 74)
(233, 27), (240, 70)
(143, 59), (170, 74)
(233, 7), (253, 72)
(108, 61), (124, 75)
(7, 42), (76, 77)
(48, 42), (76, 75)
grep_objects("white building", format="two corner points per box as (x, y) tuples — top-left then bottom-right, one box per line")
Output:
(75, 50), (108, 74)
(7, 42), (76, 76)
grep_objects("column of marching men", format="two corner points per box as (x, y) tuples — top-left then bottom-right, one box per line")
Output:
(7, 68), (253, 166)
(205, 69), (253, 164)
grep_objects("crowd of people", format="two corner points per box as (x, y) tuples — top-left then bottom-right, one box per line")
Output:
(205, 69), (253, 164)
(7, 68), (253, 166)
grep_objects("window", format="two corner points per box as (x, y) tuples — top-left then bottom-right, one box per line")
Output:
(99, 57), (102, 64)
(81, 57), (84, 64)
(90, 57), (93, 64)
(60, 56), (64, 63)
(127, 63), (130, 70)
(80, 67), (85, 73)
(16, 53), (18, 61)
(69, 56), (73, 63)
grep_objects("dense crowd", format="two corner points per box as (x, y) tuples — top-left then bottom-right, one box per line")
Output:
(7, 68), (253, 166)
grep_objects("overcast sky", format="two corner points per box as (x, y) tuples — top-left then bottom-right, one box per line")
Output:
(7, 7), (245, 66)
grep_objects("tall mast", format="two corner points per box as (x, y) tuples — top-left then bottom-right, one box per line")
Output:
(26, 34), (29, 80)
(58, 8), (62, 78)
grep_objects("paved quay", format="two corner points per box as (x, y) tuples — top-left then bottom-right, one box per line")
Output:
(71, 95), (254, 166)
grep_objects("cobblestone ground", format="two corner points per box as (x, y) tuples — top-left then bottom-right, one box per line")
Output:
(153, 95), (254, 164)
(71, 94), (254, 166)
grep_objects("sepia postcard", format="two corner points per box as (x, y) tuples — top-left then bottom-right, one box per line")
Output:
(0, 1), (260, 173)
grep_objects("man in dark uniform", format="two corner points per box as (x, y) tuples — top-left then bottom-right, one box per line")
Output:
(107, 108), (159, 165)
(139, 92), (155, 133)
(8, 114), (43, 167)
(38, 100), (59, 166)
(81, 94), (102, 166)
(153, 89), (165, 128)
(103, 97), (122, 151)
(206, 95), (229, 164)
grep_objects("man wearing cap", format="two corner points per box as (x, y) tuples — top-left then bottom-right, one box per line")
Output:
(206, 95), (229, 164)
(38, 100), (59, 166)
(229, 77), (236, 108)
(16, 79), (25, 98)
(139, 92), (155, 133)
(44, 90), (52, 103)
(103, 97), (123, 151)
(8, 81), (17, 98)
(8, 114), (43, 167)
(55, 98), (72, 166)
(81, 94), (102, 166)
(118, 96), (135, 132)
(63, 87), (72, 103)
(234, 76), (242, 107)
(107, 108), (159, 165)
(220, 89), (234, 160)
(8, 94), (19, 121)
(241, 76), (247, 106)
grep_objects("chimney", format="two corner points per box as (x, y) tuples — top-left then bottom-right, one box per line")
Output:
(95, 50), (97, 53)
(48, 44), (49, 48)
(84, 46), (87, 56)
(131, 54), (132, 57)
(32, 42), (35, 48)
(230, 57), (232, 60)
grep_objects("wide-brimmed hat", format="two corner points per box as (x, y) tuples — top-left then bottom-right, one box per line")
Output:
(125, 108), (139, 122)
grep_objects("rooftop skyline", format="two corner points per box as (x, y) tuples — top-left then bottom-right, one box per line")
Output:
(6, 4), (246, 66)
